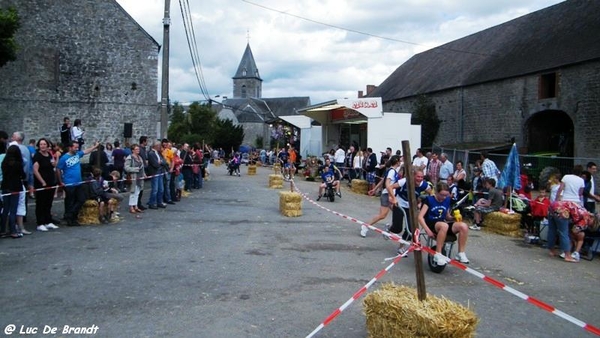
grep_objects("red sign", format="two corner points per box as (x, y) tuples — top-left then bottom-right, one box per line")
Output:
(331, 108), (362, 122)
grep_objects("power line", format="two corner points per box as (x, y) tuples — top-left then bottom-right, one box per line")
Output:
(178, 0), (210, 100)
(241, 0), (491, 57)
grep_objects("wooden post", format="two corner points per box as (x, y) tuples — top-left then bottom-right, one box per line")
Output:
(402, 140), (427, 301)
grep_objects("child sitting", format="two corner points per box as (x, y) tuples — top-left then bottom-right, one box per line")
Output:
(530, 188), (550, 235)
(105, 170), (124, 221)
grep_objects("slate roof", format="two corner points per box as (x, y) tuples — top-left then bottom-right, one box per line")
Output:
(369, 0), (600, 101)
(221, 97), (311, 123)
(233, 43), (262, 81)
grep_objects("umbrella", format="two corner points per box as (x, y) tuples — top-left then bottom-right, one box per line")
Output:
(498, 143), (521, 212)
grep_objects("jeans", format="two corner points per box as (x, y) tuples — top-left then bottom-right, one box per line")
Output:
(193, 170), (203, 189)
(148, 174), (164, 206)
(2, 191), (19, 234)
(163, 171), (172, 202)
(64, 185), (85, 221)
(547, 214), (571, 253)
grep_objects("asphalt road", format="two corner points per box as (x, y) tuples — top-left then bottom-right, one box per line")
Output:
(1, 165), (599, 338)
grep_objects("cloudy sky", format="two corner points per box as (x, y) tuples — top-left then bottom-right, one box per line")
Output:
(116, 0), (564, 105)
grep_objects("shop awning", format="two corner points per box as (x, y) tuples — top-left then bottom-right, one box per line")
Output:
(279, 115), (313, 129)
(300, 98), (383, 124)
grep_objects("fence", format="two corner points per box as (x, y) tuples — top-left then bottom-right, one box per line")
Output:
(431, 144), (599, 189)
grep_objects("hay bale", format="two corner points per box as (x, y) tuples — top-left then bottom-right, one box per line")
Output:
(485, 212), (521, 231)
(351, 179), (369, 195)
(248, 165), (257, 175)
(269, 174), (284, 189)
(213, 159), (222, 167)
(273, 163), (282, 174)
(364, 283), (478, 338)
(78, 199), (100, 225)
(279, 192), (302, 217)
(483, 227), (523, 238)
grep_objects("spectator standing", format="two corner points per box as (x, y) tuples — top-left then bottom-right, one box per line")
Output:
(364, 148), (378, 192)
(453, 160), (467, 183)
(60, 117), (71, 146)
(56, 141), (99, 226)
(104, 142), (114, 171)
(146, 141), (167, 209)
(193, 143), (204, 189)
(137, 136), (149, 210)
(112, 141), (127, 192)
(180, 143), (193, 192)
(585, 162), (599, 212)
(161, 140), (175, 203)
(32, 138), (59, 232)
(70, 119), (85, 148)
(89, 144), (109, 178)
(9, 132), (31, 235)
(124, 144), (145, 214)
(428, 153), (441, 184)
(439, 153), (454, 183)
(352, 149), (364, 185)
(1, 145), (27, 238)
(556, 165), (585, 205)
(480, 151), (500, 180)
(412, 148), (428, 176)
(334, 145), (346, 180)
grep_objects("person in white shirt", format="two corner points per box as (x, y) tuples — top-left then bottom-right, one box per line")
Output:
(334, 145), (346, 181)
(70, 119), (85, 148)
(361, 155), (401, 237)
(556, 165), (585, 205)
(585, 162), (600, 212)
(412, 148), (428, 175)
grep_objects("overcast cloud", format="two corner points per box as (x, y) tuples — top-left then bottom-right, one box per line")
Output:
(116, 0), (564, 104)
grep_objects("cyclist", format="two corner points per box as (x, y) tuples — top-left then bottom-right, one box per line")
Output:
(317, 165), (338, 201)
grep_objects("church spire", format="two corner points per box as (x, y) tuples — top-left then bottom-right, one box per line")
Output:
(233, 43), (263, 98)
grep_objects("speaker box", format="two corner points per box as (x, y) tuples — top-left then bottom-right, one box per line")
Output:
(124, 123), (133, 138)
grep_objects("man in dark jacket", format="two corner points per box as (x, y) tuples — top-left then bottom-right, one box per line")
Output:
(146, 141), (167, 209)
(137, 136), (148, 210)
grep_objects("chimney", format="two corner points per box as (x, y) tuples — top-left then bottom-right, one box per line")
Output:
(366, 85), (377, 95)
(358, 90), (364, 98)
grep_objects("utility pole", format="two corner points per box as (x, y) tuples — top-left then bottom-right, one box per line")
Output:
(160, 0), (171, 139)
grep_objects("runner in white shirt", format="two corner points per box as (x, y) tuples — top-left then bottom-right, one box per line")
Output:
(361, 155), (401, 237)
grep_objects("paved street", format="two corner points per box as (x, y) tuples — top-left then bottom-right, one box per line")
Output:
(1, 165), (599, 338)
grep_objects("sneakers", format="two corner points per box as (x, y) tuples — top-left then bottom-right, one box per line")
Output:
(572, 251), (580, 261)
(316, 194), (322, 201)
(45, 223), (59, 229)
(21, 229), (32, 235)
(336, 192), (341, 197)
(382, 224), (391, 240)
(397, 244), (410, 257)
(469, 224), (481, 231)
(360, 225), (368, 238)
(37, 225), (49, 232)
(434, 253), (447, 266)
(559, 252), (566, 259)
(455, 252), (470, 264)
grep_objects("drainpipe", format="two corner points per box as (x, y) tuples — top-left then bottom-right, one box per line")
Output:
(459, 87), (464, 143)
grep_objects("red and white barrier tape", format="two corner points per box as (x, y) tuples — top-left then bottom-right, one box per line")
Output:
(291, 180), (600, 337)
(1, 172), (168, 197)
(305, 246), (415, 338)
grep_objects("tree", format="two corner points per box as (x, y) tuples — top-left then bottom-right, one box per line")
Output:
(411, 95), (441, 148)
(167, 101), (216, 144)
(213, 118), (244, 154)
(0, 6), (20, 68)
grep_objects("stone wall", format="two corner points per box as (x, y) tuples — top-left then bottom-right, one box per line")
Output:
(0, 0), (159, 145)
(383, 59), (600, 158)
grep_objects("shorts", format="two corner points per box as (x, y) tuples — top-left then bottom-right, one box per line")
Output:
(17, 190), (26, 216)
(366, 172), (376, 184)
(380, 193), (390, 207)
(475, 206), (498, 214)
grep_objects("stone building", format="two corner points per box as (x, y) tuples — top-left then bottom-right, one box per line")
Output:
(216, 43), (310, 148)
(0, 0), (160, 145)
(369, 0), (600, 159)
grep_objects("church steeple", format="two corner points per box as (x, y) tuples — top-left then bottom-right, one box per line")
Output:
(233, 43), (262, 98)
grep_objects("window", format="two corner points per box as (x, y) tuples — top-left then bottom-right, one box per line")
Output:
(539, 72), (558, 99)
(241, 85), (247, 98)
(242, 68), (247, 76)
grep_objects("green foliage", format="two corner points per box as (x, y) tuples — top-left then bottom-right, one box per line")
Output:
(255, 136), (264, 148)
(213, 118), (244, 153)
(167, 101), (244, 151)
(0, 6), (20, 68)
(411, 95), (441, 147)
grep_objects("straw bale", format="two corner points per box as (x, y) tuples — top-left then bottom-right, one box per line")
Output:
(281, 209), (302, 217)
(247, 165), (257, 175)
(364, 283), (478, 338)
(273, 163), (282, 174)
(269, 174), (284, 189)
(483, 227), (523, 238)
(213, 159), (222, 166)
(279, 191), (302, 202)
(485, 212), (521, 231)
(78, 199), (100, 225)
(351, 179), (369, 195)
(181, 190), (191, 197)
(280, 202), (302, 210)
